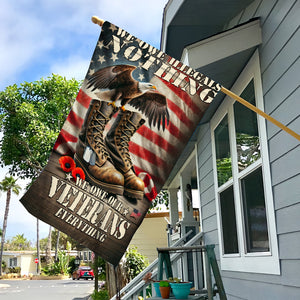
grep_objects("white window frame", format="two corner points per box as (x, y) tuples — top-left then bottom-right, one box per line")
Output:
(211, 51), (280, 275)
(9, 257), (18, 267)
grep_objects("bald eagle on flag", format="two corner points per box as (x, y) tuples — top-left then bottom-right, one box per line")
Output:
(86, 64), (170, 130)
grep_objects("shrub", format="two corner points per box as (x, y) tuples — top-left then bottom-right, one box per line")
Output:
(92, 255), (106, 281)
(8, 267), (21, 274)
(1, 261), (6, 272)
(159, 281), (170, 287)
(91, 289), (109, 300)
(41, 250), (70, 276)
(124, 246), (149, 281)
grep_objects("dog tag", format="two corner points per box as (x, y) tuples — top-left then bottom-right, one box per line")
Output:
(83, 146), (93, 163)
(89, 151), (96, 166)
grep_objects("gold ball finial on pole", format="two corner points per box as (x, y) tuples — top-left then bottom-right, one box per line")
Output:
(91, 16), (104, 26)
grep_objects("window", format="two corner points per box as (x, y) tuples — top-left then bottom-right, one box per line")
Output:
(9, 257), (17, 267)
(211, 51), (280, 274)
(220, 186), (238, 254)
(215, 115), (232, 186)
(83, 251), (88, 261)
(241, 167), (269, 253)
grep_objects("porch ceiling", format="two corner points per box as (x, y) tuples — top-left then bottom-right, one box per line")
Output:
(161, 0), (255, 60)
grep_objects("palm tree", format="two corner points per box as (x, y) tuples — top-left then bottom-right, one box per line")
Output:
(36, 218), (41, 274)
(45, 226), (52, 265)
(0, 176), (21, 275)
(9, 233), (31, 250)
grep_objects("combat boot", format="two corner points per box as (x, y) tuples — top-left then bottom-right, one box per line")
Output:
(105, 110), (145, 200)
(75, 100), (124, 195)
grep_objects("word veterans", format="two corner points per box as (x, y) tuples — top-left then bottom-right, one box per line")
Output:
(49, 176), (132, 243)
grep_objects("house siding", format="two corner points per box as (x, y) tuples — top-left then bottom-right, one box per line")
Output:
(196, 0), (300, 298)
(196, 123), (220, 262)
(128, 213), (168, 263)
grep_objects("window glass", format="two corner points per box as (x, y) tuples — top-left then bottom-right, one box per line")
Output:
(214, 115), (232, 186)
(220, 186), (239, 254)
(241, 167), (269, 252)
(9, 257), (17, 267)
(234, 79), (260, 172)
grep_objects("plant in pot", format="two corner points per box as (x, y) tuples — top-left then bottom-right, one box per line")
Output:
(159, 280), (171, 299)
(169, 277), (193, 299)
(142, 272), (161, 297)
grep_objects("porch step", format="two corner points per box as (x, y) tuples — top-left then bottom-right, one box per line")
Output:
(190, 289), (209, 296)
(149, 295), (207, 300)
(149, 289), (209, 300)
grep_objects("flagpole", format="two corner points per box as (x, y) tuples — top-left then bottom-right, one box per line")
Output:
(91, 16), (104, 26)
(221, 86), (300, 141)
(90, 17), (299, 142)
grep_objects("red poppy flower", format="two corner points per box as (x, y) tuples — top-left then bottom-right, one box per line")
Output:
(72, 167), (86, 181)
(59, 156), (76, 172)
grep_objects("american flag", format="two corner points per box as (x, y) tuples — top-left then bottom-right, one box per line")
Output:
(130, 209), (142, 219)
(53, 21), (220, 202)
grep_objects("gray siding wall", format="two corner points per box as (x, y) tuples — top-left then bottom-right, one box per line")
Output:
(196, 123), (220, 259)
(197, 0), (300, 299)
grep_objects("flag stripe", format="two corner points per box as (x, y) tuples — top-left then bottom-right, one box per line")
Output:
(166, 98), (195, 130)
(134, 165), (164, 186)
(66, 110), (84, 128)
(72, 101), (89, 120)
(136, 126), (178, 155)
(132, 134), (171, 161)
(165, 121), (188, 143)
(132, 159), (168, 186)
(76, 89), (92, 108)
(137, 171), (158, 201)
(54, 128), (78, 153)
(129, 141), (170, 170)
(145, 188), (157, 201)
(158, 77), (203, 115)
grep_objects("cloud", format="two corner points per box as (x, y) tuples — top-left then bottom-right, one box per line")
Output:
(0, 1), (55, 88)
(50, 55), (90, 81)
(91, 0), (167, 44)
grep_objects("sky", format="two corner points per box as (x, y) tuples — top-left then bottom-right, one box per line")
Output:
(0, 0), (168, 244)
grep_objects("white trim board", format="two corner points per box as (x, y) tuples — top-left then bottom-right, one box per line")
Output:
(181, 19), (262, 69)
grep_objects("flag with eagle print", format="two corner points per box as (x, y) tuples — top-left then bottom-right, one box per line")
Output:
(20, 21), (221, 266)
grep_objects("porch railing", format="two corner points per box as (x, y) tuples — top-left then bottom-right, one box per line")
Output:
(157, 244), (227, 300)
(110, 230), (195, 300)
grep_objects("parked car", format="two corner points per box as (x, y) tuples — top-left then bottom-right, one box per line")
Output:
(72, 266), (94, 280)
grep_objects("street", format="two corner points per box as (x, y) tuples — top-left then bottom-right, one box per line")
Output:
(0, 279), (94, 300)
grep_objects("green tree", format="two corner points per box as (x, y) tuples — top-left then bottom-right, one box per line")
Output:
(0, 176), (21, 275)
(51, 230), (83, 251)
(5, 233), (32, 250)
(0, 74), (81, 179)
(41, 250), (71, 276)
(150, 190), (169, 211)
(0, 74), (81, 273)
(124, 246), (149, 281)
(39, 237), (49, 252)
